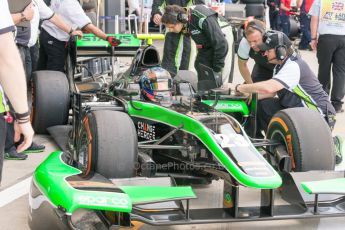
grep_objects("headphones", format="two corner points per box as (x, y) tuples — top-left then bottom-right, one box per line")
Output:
(276, 32), (287, 61)
(166, 11), (189, 24)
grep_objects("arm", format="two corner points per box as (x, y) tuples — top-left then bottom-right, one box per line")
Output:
(49, 14), (83, 37)
(0, 32), (34, 152)
(152, 0), (165, 25)
(280, 0), (290, 11)
(238, 59), (253, 84)
(83, 23), (107, 40)
(310, 15), (319, 50)
(203, 15), (228, 72)
(237, 79), (284, 94)
(151, 0), (165, 16)
(11, 3), (34, 25)
(297, 0), (303, 9)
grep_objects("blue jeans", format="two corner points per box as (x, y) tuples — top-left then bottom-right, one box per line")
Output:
(280, 13), (290, 37)
(299, 13), (311, 48)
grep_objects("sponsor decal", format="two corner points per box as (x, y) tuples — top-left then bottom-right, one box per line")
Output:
(137, 121), (156, 140)
(321, 0), (345, 25)
(223, 193), (233, 208)
(190, 29), (201, 35)
(77, 195), (129, 208)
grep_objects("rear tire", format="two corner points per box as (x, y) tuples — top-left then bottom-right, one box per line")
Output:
(32, 71), (70, 134)
(77, 110), (138, 178)
(266, 108), (335, 172)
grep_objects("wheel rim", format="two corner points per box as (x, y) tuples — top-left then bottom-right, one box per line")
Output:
(268, 129), (296, 171)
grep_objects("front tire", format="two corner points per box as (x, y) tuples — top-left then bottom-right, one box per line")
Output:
(77, 110), (138, 178)
(266, 108), (335, 172)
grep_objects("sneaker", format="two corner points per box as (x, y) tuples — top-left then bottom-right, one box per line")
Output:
(23, 142), (45, 154)
(4, 148), (28, 160)
(333, 135), (343, 165)
(332, 103), (344, 113)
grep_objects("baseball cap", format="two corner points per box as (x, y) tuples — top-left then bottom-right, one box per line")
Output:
(258, 31), (292, 51)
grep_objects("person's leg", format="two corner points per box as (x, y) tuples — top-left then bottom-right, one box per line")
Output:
(0, 116), (6, 184)
(317, 35), (337, 94)
(37, 31), (48, 71)
(280, 14), (290, 36)
(45, 38), (68, 72)
(24, 47), (32, 85)
(330, 37), (345, 111)
(4, 119), (28, 160)
(299, 13), (309, 49)
(257, 98), (284, 134)
(30, 42), (39, 74)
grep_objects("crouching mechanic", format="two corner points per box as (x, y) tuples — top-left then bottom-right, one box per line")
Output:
(227, 31), (343, 163)
(161, 4), (233, 85)
(38, 0), (120, 72)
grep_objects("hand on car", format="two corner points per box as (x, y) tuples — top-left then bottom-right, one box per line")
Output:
(106, 36), (121, 46)
(153, 14), (162, 25)
(23, 2), (34, 21)
(14, 121), (34, 153)
(71, 30), (83, 38)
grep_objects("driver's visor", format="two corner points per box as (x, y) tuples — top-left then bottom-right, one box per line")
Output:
(151, 79), (172, 91)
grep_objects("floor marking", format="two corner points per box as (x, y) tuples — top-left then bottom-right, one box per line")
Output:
(0, 177), (31, 207)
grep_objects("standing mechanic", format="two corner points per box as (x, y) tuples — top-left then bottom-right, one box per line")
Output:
(0, 0), (34, 183)
(226, 31), (342, 163)
(279, 0), (292, 36)
(309, 0), (345, 113)
(152, 0), (205, 76)
(161, 4), (232, 85)
(297, 0), (314, 50)
(37, 0), (120, 72)
(237, 19), (275, 84)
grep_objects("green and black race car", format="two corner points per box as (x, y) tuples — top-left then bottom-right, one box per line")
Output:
(28, 34), (345, 230)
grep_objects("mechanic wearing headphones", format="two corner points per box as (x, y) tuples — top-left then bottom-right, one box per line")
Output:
(237, 19), (275, 84)
(161, 4), (231, 85)
(37, 0), (120, 72)
(152, 0), (205, 76)
(227, 31), (342, 163)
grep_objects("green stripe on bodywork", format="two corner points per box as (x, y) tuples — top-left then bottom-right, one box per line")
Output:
(201, 100), (250, 116)
(127, 101), (282, 189)
(301, 178), (345, 194)
(76, 34), (141, 48)
(120, 186), (196, 204)
(33, 151), (132, 214)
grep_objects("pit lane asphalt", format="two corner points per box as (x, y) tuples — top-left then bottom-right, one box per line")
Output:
(1, 43), (345, 230)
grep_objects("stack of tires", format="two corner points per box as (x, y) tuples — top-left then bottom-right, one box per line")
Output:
(240, 0), (265, 20)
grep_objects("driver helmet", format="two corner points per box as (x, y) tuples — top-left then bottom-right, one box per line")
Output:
(139, 67), (173, 106)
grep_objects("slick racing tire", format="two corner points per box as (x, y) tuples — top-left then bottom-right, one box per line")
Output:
(266, 108), (335, 172)
(289, 17), (300, 39)
(32, 71), (70, 134)
(77, 110), (138, 178)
